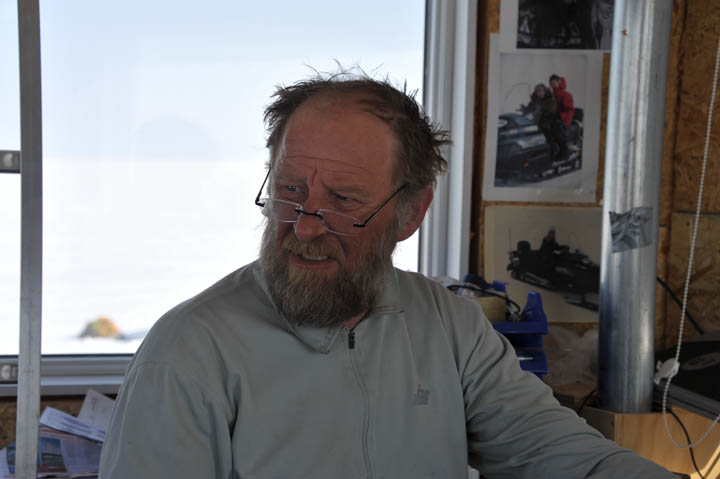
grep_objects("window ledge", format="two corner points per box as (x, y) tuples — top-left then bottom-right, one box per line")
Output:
(0, 355), (129, 397)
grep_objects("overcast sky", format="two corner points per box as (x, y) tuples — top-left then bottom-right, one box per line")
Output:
(0, 0), (425, 160)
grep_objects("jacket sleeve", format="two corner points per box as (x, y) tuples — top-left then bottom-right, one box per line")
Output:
(99, 361), (233, 479)
(462, 318), (676, 478)
(563, 91), (574, 114)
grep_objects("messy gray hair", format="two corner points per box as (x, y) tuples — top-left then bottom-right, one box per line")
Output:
(263, 69), (450, 205)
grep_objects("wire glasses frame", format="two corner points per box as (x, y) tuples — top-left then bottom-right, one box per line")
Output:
(254, 168), (407, 236)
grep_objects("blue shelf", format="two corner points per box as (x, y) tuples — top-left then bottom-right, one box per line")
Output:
(491, 291), (548, 378)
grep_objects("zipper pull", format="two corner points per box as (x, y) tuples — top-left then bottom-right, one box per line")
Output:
(348, 331), (356, 349)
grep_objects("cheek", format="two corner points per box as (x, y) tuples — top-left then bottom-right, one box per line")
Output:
(328, 235), (356, 263)
(343, 235), (375, 261)
(275, 222), (294, 243)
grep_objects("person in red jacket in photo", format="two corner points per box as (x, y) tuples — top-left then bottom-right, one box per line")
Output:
(549, 74), (574, 159)
(549, 74), (574, 128)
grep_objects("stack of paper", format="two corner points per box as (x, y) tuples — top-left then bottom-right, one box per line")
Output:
(0, 389), (115, 478)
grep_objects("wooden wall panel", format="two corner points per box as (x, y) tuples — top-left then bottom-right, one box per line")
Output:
(665, 212), (720, 346)
(487, 0), (499, 33)
(470, 0), (499, 276)
(582, 406), (720, 478)
(673, 0), (720, 213)
(655, 225), (671, 349)
(660, 0), (687, 227)
(0, 397), (84, 450)
(653, 0), (689, 349)
(596, 54), (610, 203)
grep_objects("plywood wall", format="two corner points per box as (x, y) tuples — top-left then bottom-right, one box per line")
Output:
(0, 397), (85, 450)
(666, 213), (720, 345)
(472, 0), (719, 347)
(672, 1), (720, 213)
(663, 0), (720, 346)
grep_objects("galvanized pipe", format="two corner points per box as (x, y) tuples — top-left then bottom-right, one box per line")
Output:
(15, 0), (43, 477)
(599, 0), (673, 412)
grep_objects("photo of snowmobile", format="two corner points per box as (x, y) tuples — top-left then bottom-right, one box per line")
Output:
(506, 230), (599, 311)
(494, 83), (583, 185)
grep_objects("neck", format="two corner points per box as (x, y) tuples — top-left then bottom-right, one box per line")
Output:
(343, 313), (365, 331)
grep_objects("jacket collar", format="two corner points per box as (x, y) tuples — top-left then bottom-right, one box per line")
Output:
(252, 261), (403, 353)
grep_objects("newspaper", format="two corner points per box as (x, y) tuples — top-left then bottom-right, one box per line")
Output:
(39, 408), (105, 444)
(1, 390), (114, 478)
(0, 448), (12, 479)
(4, 427), (101, 478)
(77, 390), (115, 432)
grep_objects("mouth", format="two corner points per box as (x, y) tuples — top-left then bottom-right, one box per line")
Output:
(288, 251), (338, 271)
(298, 253), (329, 261)
(281, 233), (344, 270)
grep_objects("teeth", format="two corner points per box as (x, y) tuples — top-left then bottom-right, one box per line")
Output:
(300, 254), (328, 261)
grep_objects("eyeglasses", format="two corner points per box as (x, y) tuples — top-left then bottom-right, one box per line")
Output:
(254, 168), (406, 236)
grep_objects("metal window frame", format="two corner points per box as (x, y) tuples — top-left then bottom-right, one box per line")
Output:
(3, 1), (130, 476)
(0, 355), (128, 396)
(0, 150), (21, 173)
(420, 0), (477, 281)
(15, 0), (43, 477)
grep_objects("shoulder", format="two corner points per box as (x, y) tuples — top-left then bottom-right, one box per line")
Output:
(391, 269), (519, 387)
(129, 262), (274, 381)
(393, 268), (492, 341)
(393, 268), (462, 308)
(394, 268), (484, 308)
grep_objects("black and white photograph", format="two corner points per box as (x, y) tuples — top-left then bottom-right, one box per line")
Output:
(500, 0), (614, 52)
(485, 205), (602, 323)
(483, 34), (601, 202)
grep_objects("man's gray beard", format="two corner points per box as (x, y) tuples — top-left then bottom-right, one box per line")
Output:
(259, 221), (397, 328)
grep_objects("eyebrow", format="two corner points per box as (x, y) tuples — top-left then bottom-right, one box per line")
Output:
(273, 171), (306, 183)
(273, 169), (369, 198)
(329, 183), (365, 194)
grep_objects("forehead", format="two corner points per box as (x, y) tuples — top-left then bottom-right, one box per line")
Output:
(274, 94), (398, 187)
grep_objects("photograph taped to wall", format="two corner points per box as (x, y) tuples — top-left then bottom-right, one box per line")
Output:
(484, 205), (602, 323)
(483, 34), (602, 203)
(499, 0), (614, 52)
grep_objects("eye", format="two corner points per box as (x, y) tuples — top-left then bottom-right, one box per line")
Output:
(334, 192), (352, 202)
(330, 192), (360, 212)
(275, 184), (305, 200)
(333, 191), (361, 206)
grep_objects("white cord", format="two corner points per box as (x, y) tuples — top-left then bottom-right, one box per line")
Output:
(660, 32), (720, 449)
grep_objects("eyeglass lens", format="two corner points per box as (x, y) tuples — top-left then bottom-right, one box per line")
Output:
(261, 199), (360, 235)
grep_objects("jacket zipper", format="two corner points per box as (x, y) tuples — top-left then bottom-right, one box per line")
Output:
(346, 328), (371, 477)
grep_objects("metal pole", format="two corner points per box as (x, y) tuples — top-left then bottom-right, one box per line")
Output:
(599, 0), (672, 412)
(421, 0), (454, 278)
(421, 0), (476, 280)
(16, 0), (43, 477)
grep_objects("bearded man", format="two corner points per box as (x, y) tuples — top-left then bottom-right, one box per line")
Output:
(99, 74), (675, 479)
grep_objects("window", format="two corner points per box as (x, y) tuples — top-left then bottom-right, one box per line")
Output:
(0, 0), (21, 357)
(4, 0), (477, 399)
(0, 0), (425, 358)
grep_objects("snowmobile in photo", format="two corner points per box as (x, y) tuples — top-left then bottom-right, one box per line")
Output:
(507, 236), (599, 312)
(495, 84), (583, 185)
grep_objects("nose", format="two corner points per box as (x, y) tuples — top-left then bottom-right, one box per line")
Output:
(293, 208), (328, 242)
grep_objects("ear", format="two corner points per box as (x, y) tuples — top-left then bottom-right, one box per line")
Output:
(396, 184), (434, 242)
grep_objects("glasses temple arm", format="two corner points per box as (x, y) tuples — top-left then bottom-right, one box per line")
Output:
(353, 183), (408, 228)
(255, 168), (272, 207)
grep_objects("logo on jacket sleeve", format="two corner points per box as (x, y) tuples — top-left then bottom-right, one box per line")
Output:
(412, 385), (431, 405)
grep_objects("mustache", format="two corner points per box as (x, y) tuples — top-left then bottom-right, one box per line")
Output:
(282, 232), (347, 263)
